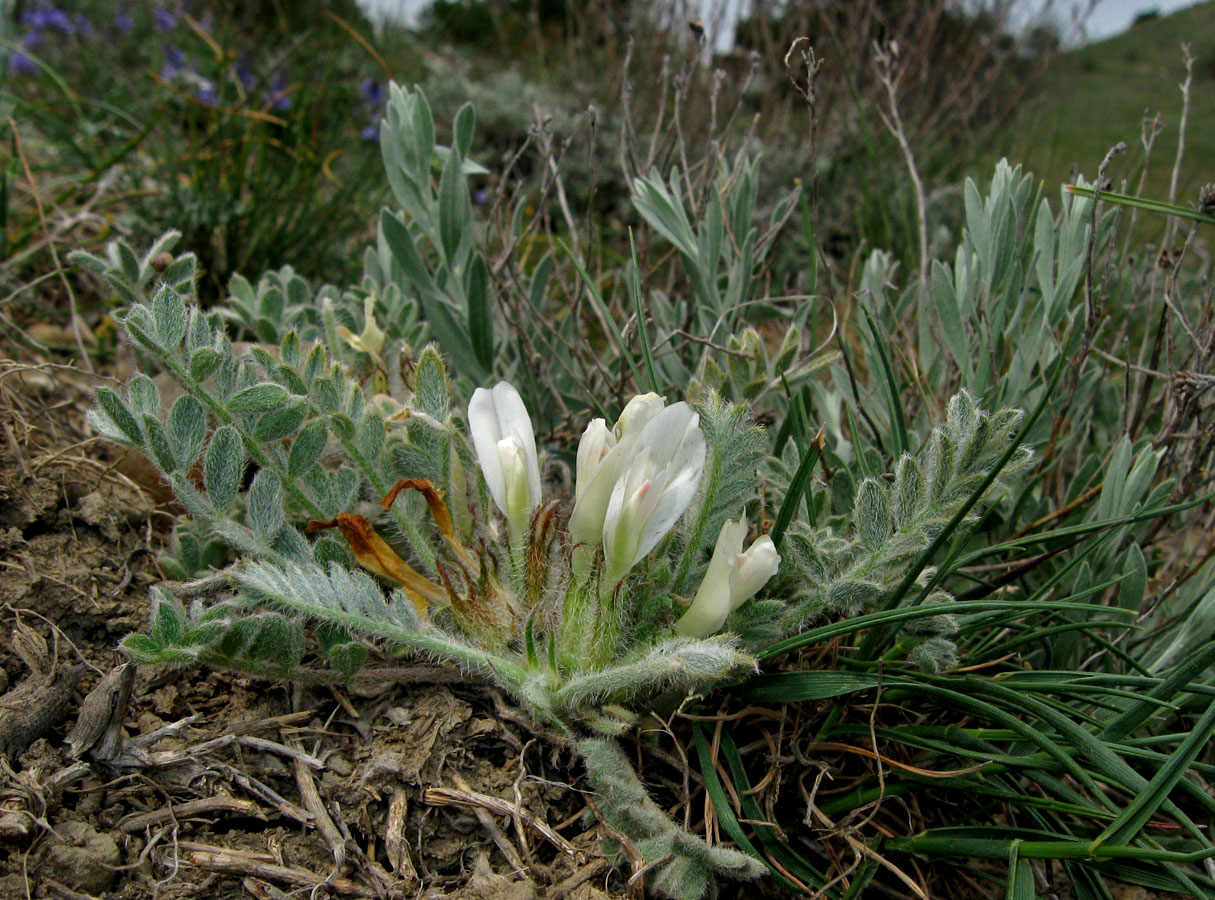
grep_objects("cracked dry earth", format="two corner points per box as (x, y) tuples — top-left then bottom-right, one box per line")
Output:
(0, 358), (630, 900)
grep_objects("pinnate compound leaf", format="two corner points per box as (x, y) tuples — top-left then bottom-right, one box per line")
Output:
(327, 641), (369, 681)
(453, 101), (475, 158)
(215, 618), (258, 659)
(124, 306), (162, 352)
(151, 589), (185, 646)
(120, 633), (166, 664)
(356, 409), (386, 461)
(204, 425), (245, 510)
(245, 615), (297, 663)
(280, 330), (301, 368)
(128, 374), (161, 416)
(827, 581), (884, 615)
(188, 347), (222, 381)
(180, 622), (227, 647)
(334, 467), (359, 511)
(185, 307), (210, 353)
(855, 478), (893, 551)
(1120, 544), (1148, 611)
(438, 140), (465, 262)
(893, 455), (924, 526)
(467, 252), (493, 373)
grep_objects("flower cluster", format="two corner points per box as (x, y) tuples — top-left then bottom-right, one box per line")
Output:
(10, 4), (91, 76)
(468, 383), (779, 644)
(8, 3), (189, 78)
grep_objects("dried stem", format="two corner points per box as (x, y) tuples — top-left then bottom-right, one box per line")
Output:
(873, 44), (929, 296)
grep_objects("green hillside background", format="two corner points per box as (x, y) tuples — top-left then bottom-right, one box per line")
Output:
(1004, 0), (1214, 206)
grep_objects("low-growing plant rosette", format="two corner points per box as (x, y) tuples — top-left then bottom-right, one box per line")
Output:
(79, 216), (1044, 898)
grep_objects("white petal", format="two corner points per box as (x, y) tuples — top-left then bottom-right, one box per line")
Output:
(498, 437), (532, 526)
(490, 382), (541, 507)
(468, 386), (507, 513)
(468, 382), (541, 518)
(629, 461), (702, 566)
(674, 519), (745, 638)
(574, 419), (614, 502)
(602, 412), (706, 579)
(674, 577), (732, 638)
(616, 392), (664, 437)
(602, 450), (651, 578)
(730, 535), (781, 611)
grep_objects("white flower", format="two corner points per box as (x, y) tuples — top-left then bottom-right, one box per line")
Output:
(574, 419), (614, 504)
(601, 402), (706, 581)
(468, 382), (541, 539)
(674, 519), (781, 638)
(569, 392), (666, 550)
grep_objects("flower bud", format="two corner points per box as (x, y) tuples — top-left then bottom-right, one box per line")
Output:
(675, 519), (780, 638)
(468, 383), (541, 540)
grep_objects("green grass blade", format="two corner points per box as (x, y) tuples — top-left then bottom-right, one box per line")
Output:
(1064, 185), (1215, 226)
(626, 229), (661, 394)
(1101, 642), (1215, 742)
(717, 729), (836, 895)
(1007, 848), (1035, 900)
(757, 598), (1133, 662)
(747, 673), (1110, 796)
(691, 725), (797, 892)
(799, 190), (818, 296)
(770, 423), (824, 549)
(859, 301), (908, 457)
(1093, 693), (1215, 849)
(967, 679), (1207, 837)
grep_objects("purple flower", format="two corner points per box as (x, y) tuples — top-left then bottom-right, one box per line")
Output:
(361, 123), (380, 142)
(234, 59), (256, 90)
(161, 45), (185, 79)
(473, 188), (489, 206)
(154, 7), (177, 32)
(74, 14), (95, 39)
(10, 53), (37, 76)
(360, 78), (384, 107)
(114, 8), (134, 35)
(266, 72), (291, 111)
(23, 7), (75, 34)
(196, 84), (219, 106)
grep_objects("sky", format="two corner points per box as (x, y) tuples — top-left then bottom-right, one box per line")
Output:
(357, 0), (1207, 48)
(1061, 0), (1203, 41)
